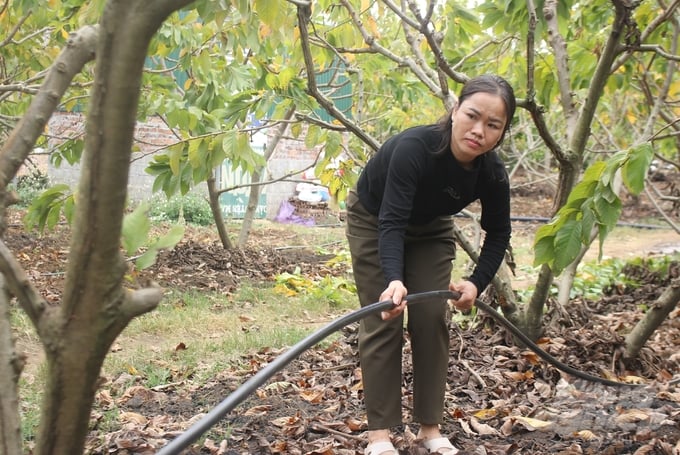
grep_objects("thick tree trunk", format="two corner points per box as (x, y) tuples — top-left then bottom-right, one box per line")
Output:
(523, 264), (553, 340)
(21, 2), (193, 454)
(0, 24), (99, 455)
(625, 278), (680, 359)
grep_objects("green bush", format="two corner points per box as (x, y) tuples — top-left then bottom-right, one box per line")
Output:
(148, 192), (214, 226)
(11, 170), (50, 207)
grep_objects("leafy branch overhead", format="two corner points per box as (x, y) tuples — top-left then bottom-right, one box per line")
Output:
(534, 143), (655, 275)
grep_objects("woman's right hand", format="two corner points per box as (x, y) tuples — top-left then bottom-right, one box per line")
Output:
(379, 280), (408, 320)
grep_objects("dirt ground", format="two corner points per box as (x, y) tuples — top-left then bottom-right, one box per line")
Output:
(6, 173), (680, 455)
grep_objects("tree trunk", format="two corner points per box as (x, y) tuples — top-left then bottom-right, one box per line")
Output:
(207, 175), (234, 249)
(451, 222), (518, 319)
(625, 278), (680, 359)
(238, 108), (296, 247)
(13, 2), (192, 454)
(0, 23), (99, 455)
(0, 279), (22, 455)
(523, 264), (553, 340)
(238, 167), (264, 247)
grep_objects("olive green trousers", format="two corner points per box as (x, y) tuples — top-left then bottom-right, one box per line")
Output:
(345, 190), (455, 430)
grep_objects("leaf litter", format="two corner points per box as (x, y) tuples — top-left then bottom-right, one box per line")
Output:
(5, 180), (680, 455)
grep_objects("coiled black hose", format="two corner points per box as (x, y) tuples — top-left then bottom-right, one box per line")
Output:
(157, 289), (648, 455)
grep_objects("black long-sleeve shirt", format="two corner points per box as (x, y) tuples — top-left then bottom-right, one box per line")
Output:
(356, 124), (511, 292)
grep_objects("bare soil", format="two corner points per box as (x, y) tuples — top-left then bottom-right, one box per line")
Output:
(6, 173), (680, 455)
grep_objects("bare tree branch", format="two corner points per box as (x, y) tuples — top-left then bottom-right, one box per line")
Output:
(641, 19), (678, 137)
(0, 239), (47, 326)
(521, 0), (565, 164)
(0, 11), (33, 48)
(543, 0), (577, 137)
(339, 0), (442, 96)
(644, 179), (680, 233)
(295, 3), (380, 151)
(611, 0), (680, 70)
(0, 25), (98, 190)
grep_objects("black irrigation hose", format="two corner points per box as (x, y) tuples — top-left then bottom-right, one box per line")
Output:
(156, 290), (451, 455)
(456, 213), (671, 230)
(157, 290), (652, 455)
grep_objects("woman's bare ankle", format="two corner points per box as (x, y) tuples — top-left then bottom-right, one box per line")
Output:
(417, 423), (442, 440)
(368, 428), (391, 443)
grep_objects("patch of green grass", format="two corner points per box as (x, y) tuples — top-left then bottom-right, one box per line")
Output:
(19, 364), (45, 445)
(102, 283), (357, 387)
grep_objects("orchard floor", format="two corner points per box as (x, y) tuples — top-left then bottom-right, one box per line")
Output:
(6, 173), (680, 454)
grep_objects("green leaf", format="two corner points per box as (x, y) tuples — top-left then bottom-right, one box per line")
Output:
(582, 160), (607, 182)
(154, 224), (186, 249)
(122, 203), (151, 255)
(594, 193), (622, 228)
(580, 205), (596, 243)
(622, 143), (653, 195)
(325, 131), (342, 157)
(23, 184), (72, 232)
(564, 178), (597, 209)
(46, 205), (61, 230)
(552, 219), (583, 274)
(135, 249), (159, 270)
(134, 224), (185, 270)
(305, 124), (322, 149)
(533, 235), (555, 268)
(534, 219), (560, 241)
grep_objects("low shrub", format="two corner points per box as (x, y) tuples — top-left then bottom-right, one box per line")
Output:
(148, 192), (213, 226)
(12, 170), (50, 207)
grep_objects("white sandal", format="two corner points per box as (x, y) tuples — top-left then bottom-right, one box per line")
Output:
(364, 440), (398, 455)
(422, 437), (459, 454)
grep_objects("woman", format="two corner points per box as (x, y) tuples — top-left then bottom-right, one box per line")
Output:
(345, 74), (516, 455)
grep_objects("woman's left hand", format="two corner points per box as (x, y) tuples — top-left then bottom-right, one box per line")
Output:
(448, 280), (477, 311)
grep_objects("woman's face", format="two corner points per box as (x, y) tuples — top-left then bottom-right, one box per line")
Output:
(450, 92), (507, 167)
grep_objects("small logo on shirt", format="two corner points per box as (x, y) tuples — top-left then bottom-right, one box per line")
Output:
(443, 187), (460, 199)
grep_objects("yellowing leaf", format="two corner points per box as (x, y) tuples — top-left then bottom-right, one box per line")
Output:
(259, 22), (272, 39)
(119, 411), (148, 425)
(365, 16), (380, 38)
(574, 429), (598, 440)
(473, 409), (498, 420)
(299, 389), (324, 403)
(273, 283), (298, 296)
(509, 415), (553, 431)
